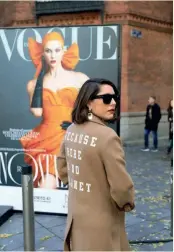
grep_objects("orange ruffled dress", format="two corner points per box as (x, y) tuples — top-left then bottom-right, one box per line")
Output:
(20, 32), (80, 187)
(20, 87), (78, 187)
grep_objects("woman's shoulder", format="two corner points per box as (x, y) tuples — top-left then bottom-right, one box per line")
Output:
(90, 122), (119, 140)
(75, 72), (89, 82)
(68, 71), (89, 88)
(94, 125), (122, 151)
(104, 126), (119, 138)
(101, 127), (123, 151)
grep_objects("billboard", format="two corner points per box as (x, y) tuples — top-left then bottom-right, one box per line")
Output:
(0, 25), (120, 213)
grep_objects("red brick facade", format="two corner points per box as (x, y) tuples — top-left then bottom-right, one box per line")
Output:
(0, 1), (172, 113)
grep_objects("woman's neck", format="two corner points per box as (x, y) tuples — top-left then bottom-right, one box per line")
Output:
(49, 63), (65, 78)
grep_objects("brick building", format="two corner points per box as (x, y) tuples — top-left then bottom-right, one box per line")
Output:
(0, 1), (172, 142)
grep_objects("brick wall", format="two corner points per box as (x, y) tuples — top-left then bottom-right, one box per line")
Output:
(127, 1), (172, 23)
(8, 1), (173, 25)
(121, 25), (172, 113)
(104, 1), (172, 23)
(120, 24), (129, 113)
(0, 2), (16, 26)
(14, 2), (35, 23)
(105, 1), (128, 14)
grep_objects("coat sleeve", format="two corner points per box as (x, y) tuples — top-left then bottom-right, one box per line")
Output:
(101, 131), (135, 210)
(168, 109), (172, 122)
(145, 105), (149, 125)
(56, 140), (68, 185)
(157, 105), (161, 123)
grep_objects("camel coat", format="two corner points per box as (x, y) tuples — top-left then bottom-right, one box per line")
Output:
(57, 115), (135, 251)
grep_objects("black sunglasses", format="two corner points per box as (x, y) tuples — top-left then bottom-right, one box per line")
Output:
(92, 94), (119, 105)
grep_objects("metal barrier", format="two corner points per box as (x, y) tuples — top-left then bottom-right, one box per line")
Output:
(21, 165), (35, 251)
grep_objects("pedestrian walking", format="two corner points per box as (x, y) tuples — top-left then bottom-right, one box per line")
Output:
(57, 78), (135, 251)
(141, 96), (161, 152)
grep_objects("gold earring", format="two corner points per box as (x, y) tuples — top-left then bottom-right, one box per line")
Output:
(88, 109), (93, 120)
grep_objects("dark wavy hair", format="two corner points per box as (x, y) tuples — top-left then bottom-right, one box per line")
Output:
(72, 78), (119, 124)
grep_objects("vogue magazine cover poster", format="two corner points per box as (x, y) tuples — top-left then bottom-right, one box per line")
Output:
(0, 25), (120, 213)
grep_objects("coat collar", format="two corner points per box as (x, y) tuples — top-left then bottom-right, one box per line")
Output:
(89, 114), (106, 126)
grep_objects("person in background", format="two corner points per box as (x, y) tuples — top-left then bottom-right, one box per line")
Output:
(57, 78), (135, 251)
(141, 96), (161, 152)
(167, 99), (173, 155)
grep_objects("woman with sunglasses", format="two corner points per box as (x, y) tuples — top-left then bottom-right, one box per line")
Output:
(57, 78), (135, 251)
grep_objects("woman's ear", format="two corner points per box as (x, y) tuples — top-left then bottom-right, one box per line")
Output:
(87, 101), (92, 111)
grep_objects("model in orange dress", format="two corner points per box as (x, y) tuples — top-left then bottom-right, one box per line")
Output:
(20, 32), (89, 189)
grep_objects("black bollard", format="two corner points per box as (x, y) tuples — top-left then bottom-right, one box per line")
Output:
(21, 165), (35, 251)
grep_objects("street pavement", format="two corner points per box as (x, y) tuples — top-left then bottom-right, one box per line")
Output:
(0, 142), (173, 251)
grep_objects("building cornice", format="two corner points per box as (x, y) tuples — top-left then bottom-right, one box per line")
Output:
(12, 12), (172, 34)
(12, 12), (101, 27)
(105, 12), (172, 33)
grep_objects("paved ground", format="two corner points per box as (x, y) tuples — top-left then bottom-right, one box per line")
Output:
(0, 142), (173, 251)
